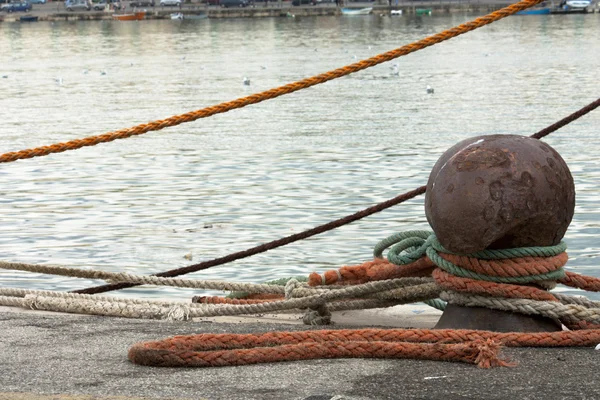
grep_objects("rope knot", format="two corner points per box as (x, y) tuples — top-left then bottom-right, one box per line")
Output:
(302, 303), (332, 326)
(165, 305), (191, 321)
(284, 278), (301, 299)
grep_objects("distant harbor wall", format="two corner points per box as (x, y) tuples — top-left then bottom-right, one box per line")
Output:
(0, 1), (598, 22)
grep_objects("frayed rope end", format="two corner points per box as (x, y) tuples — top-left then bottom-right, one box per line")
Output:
(472, 339), (517, 369)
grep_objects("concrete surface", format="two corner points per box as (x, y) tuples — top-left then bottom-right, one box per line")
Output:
(1, 304), (600, 400)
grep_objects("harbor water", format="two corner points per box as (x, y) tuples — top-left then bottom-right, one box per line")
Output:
(0, 13), (599, 300)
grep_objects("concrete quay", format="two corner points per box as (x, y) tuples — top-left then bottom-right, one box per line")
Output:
(2, 304), (600, 400)
(0, 0), (523, 22)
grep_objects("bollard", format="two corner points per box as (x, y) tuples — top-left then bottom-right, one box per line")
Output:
(425, 134), (575, 332)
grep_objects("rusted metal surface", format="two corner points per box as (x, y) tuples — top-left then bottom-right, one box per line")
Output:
(425, 134), (575, 254)
(434, 304), (562, 332)
(426, 135), (574, 332)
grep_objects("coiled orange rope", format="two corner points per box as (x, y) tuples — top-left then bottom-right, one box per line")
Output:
(0, 0), (545, 164)
(129, 247), (600, 368)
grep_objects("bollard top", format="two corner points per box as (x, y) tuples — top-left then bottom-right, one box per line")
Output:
(425, 134), (575, 254)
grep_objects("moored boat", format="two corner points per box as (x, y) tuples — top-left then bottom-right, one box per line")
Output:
(565, 0), (590, 7)
(112, 11), (146, 20)
(415, 8), (432, 15)
(516, 7), (551, 14)
(170, 12), (183, 19)
(341, 7), (372, 15)
(19, 15), (38, 22)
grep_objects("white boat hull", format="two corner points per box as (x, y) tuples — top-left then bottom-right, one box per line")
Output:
(341, 7), (372, 15)
(565, 0), (590, 7)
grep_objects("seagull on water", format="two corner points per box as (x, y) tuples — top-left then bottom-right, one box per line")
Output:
(243, 77), (251, 86)
(54, 77), (63, 85)
(426, 85), (434, 94)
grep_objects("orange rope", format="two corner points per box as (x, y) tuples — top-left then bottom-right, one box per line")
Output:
(128, 328), (600, 368)
(131, 253), (600, 367)
(0, 0), (545, 164)
(432, 269), (558, 302)
(308, 257), (434, 286)
(439, 252), (568, 277)
(560, 271), (600, 292)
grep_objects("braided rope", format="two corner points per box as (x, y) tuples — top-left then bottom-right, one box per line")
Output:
(129, 336), (508, 368)
(427, 247), (566, 284)
(0, 264), (438, 319)
(0, 261), (286, 294)
(0, 0), (546, 165)
(128, 327), (600, 368)
(432, 269), (558, 302)
(438, 253), (568, 278)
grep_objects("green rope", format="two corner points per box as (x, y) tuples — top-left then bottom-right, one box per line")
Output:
(424, 298), (446, 311)
(429, 237), (567, 260)
(425, 246), (566, 283)
(374, 230), (568, 309)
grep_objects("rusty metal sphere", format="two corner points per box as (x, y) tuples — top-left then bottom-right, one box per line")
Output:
(425, 134), (575, 254)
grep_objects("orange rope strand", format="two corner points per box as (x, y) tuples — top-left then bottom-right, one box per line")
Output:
(439, 252), (568, 277)
(128, 328), (600, 368)
(308, 257), (434, 286)
(0, 0), (545, 164)
(432, 269), (558, 302)
(560, 271), (600, 292)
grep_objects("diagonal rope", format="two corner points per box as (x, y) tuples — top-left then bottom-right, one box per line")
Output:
(0, 0), (546, 164)
(531, 97), (600, 140)
(73, 186), (425, 294)
(73, 95), (600, 295)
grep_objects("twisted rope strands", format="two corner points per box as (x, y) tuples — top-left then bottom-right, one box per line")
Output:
(0, 0), (545, 166)
(0, 260), (437, 299)
(426, 247), (566, 283)
(439, 252), (568, 277)
(0, 261), (285, 294)
(128, 337), (507, 368)
(128, 326), (600, 368)
(14, 281), (437, 319)
(553, 292), (600, 308)
(308, 257), (434, 286)
(74, 185), (426, 295)
(131, 328), (600, 350)
(432, 269), (558, 302)
(559, 271), (600, 292)
(0, 271), (439, 319)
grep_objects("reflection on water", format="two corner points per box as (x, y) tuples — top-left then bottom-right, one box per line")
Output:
(0, 14), (599, 300)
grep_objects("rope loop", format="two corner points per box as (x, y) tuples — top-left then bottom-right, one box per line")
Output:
(373, 230), (431, 262)
(284, 278), (302, 299)
(375, 231), (568, 284)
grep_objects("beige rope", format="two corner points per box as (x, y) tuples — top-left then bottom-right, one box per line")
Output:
(0, 262), (433, 297)
(0, 276), (439, 320)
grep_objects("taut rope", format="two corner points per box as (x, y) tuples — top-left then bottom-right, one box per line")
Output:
(0, 0), (547, 165)
(75, 96), (600, 295)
